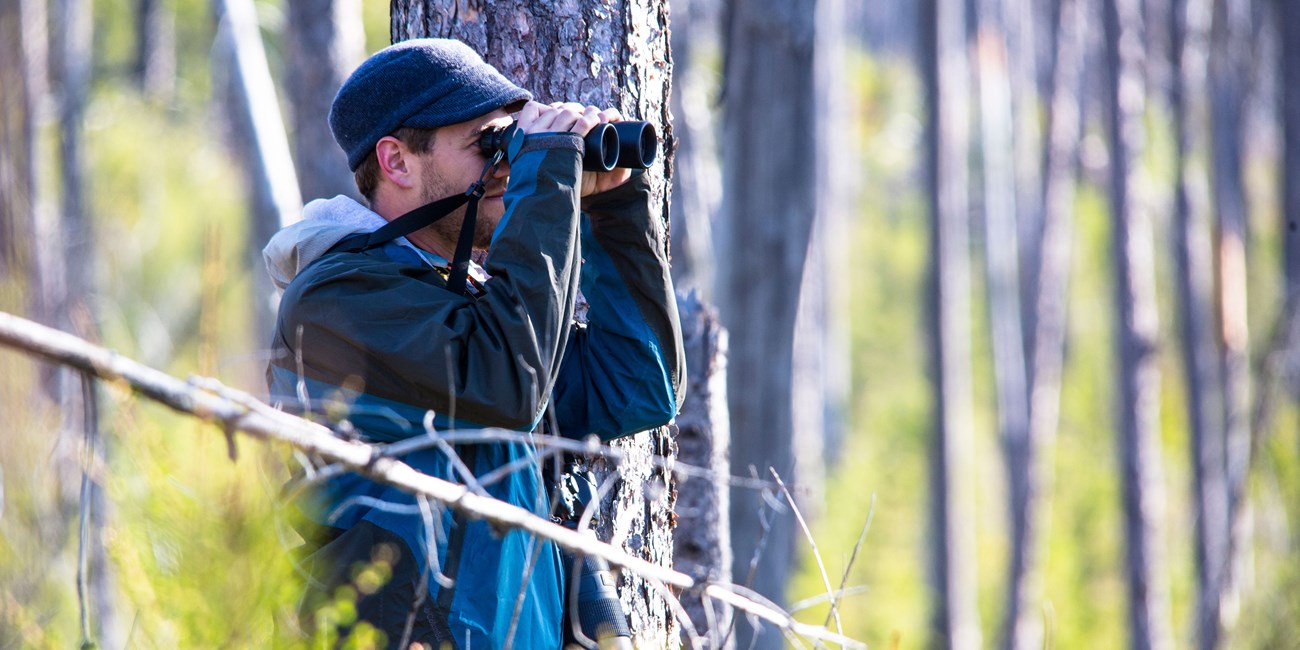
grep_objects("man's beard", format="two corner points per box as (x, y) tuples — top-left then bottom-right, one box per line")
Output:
(420, 166), (500, 252)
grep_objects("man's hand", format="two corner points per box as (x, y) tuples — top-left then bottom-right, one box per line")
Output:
(514, 101), (633, 197)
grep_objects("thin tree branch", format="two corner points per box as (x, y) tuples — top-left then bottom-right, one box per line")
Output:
(769, 468), (843, 641)
(0, 311), (863, 648)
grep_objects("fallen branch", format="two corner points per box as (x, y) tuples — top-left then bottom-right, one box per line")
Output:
(0, 311), (864, 648)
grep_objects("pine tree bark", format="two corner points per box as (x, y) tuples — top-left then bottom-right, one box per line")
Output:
(285, 0), (364, 202)
(1103, 0), (1176, 646)
(717, 0), (819, 646)
(922, 0), (980, 647)
(389, 3), (679, 644)
(672, 292), (733, 647)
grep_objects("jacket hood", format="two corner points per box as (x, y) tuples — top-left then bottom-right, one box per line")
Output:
(263, 195), (387, 291)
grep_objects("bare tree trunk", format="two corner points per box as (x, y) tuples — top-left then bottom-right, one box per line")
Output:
(0, 0), (31, 281)
(1103, 0), (1176, 646)
(922, 0), (979, 647)
(134, 0), (175, 102)
(1003, 1), (1085, 648)
(1209, 0), (1253, 641)
(1006, 0), (1044, 339)
(213, 0), (303, 348)
(668, 0), (722, 297)
(672, 292), (733, 648)
(1170, 0), (1230, 647)
(390, 3), (679, 644)
(285, 0), (364, 202)
(716, 0), (818, 646)
(50, 0), (123, 644)
(975, 13), (1033, 648)
(19, 0), (59, 336)
(1283, 0), (1300, 297)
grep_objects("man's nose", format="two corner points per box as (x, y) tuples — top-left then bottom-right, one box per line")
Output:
(492, 157), (511, 179)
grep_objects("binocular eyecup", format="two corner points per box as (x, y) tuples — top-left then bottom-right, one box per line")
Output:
(478, 120), (658, 172)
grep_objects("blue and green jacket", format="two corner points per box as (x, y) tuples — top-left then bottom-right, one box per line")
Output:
(264, 132), (684, 649)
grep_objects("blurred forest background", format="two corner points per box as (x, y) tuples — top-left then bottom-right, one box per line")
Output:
(1, 0), (1298, 648)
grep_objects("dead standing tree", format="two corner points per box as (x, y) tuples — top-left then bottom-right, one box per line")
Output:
(389, 2), (679, 644)
(716, 0), (819, 645)
(1103, 0), (1176, 646)
(285, 0), (364, 202)
(922, 0), (980, 646)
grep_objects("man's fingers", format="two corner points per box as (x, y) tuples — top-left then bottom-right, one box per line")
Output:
(598, 107), (623, 124)
(519, 102), (622, 136)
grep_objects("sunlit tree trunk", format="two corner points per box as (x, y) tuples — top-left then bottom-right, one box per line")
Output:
(285, 0), (364, 202)
(390, 3), (679, 644)
(134, 0), (175, 102)
(1103, 0), (1176, 646)
(668, 0), (721, 297)
(1170, 0), (1230, 647)
(213, 0), (303, 350)
(1209, 0), (1253, 643)
(717, 0), (819, 646)
(974, 13), (1032, 650)
(922, 0), (979, 647)
(1003, 1), (1085, 648)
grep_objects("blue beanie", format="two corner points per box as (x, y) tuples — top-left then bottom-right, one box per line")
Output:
(329, 38), (533, 171)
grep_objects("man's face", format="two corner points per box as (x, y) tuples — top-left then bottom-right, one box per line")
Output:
(417, 108), (514, 251)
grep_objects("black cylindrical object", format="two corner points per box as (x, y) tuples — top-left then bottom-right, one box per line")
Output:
(582, 123), (619, 172)
(478, 120), (657, 172)
(611, 121), (657, 168)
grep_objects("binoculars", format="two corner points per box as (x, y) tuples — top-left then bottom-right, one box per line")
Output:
(478, 120), (658, 171)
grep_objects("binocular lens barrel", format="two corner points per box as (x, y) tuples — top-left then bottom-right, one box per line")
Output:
(479, 120), (658, 172)
(582, 123), (619, 172)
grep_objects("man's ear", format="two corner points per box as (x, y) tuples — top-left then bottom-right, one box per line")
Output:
(375, 136), (417, 190)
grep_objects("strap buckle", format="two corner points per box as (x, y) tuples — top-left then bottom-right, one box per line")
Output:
(466, 150), (505, 198)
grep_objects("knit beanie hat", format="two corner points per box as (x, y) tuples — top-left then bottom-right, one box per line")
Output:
(329, 38), (533, 171)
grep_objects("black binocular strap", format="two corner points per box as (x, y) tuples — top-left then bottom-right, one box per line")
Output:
(336, 152), (503, 297)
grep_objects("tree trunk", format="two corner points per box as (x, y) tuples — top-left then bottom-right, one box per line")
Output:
(1283, 0), (1300, 297)
(213, 0), (303, 349)
(668, 0), (722, 297)
(0, 0), (31, 281)
(18, 0), (58, 336)
(716, 0), (818, 646)
(922, 0), (980, 647)
(1102, 0), (1176, 646)
(672, 291), (733, 648)
(134, 0), (175, 102)
(1170, 0), (1230, 647)
(285, 0), (364, 202)
(1209, 0), (1253, 642)
(389, 3), (679, 645)
(1003, 0), (1085, 647)
(974, 13), (1033, 647)
(51, 0), (123, 644)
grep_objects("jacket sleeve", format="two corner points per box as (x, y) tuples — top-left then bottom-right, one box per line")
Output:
(549, 172), (687, 440)
(275, 135), (584, 433)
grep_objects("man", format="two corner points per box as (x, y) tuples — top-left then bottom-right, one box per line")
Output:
(263, 38), (684, 649)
